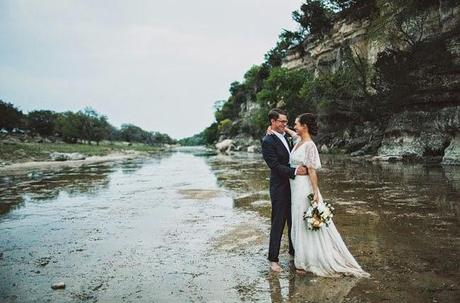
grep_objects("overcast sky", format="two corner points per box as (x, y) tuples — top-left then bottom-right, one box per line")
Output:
(0, 0), (301, 139)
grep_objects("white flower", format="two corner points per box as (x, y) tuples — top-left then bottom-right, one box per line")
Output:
(317, 203), (326, 213)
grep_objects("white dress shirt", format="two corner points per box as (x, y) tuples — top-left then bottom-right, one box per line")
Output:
(273, 131), (290, 154)
(273, 131), (302, 176)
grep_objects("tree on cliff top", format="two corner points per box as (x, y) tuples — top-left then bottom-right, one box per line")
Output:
(292, 1), (334, 37)
(291, 0), (378, 37)
(265, 30), (306, 67)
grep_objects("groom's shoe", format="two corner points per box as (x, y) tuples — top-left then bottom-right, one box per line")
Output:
(270, 262), (282, 272)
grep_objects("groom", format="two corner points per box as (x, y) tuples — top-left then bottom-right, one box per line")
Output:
(261, 108), (308, 272)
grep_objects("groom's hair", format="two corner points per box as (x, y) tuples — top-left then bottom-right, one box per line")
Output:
(268, 108), (287, 123)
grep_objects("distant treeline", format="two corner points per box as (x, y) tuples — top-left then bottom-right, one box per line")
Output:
(0, 100), (175, 145)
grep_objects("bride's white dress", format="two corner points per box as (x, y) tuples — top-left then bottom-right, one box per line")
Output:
(289, 140), (370, 278)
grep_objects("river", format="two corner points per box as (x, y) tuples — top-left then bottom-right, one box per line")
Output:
(0, 147), (459, 302)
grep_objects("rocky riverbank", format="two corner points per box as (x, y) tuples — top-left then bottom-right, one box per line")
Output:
(214, 107), (460, 165)
(0, 134), (169, 173)
(0, 151), (144, 175)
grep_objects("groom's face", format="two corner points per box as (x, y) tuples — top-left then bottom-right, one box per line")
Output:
(271, 114), (288, 133)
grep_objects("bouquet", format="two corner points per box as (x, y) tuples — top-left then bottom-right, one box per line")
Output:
(303, 193), (335, 231)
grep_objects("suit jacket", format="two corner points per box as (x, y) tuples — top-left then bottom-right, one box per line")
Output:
(262, 134), (296, 202)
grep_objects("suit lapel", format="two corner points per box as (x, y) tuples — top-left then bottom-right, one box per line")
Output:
(271, 134), (290, 156)
(284, 134), (293, 151)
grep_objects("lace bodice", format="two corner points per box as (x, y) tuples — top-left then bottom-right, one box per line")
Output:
(289, 139), (322, 170)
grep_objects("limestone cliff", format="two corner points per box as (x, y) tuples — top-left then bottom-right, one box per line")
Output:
(278, 0), (460, 164)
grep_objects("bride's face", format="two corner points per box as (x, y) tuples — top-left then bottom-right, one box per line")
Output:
(294, 118), (307, 135)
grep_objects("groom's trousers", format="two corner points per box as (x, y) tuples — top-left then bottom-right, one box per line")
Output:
(268, 182), (294, 262)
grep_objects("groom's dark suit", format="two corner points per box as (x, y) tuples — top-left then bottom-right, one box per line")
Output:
(262, 133), (297, 262)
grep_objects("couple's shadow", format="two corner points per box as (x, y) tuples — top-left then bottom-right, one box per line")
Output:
(267, 263), (360, 303)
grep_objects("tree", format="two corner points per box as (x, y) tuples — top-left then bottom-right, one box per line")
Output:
(27, 110), (57, 136)
(91, 115), (110, 145)
(370, 0), (438, 49)
(255, 67), (314, 131)
(149, 131), (175, 145)
(331, 0), (375, 14)
(214, 81), (247, 125)
(202, 122), (219, 144)
(75, 108), (111, 145)
(55, 112), (81, 143)
(178, 133), (205, 146)
(264, 30), (307, 67)
(119, 124), (146, 143)
(0, 100), (24, 131)
(292, 1), (333, 37)
(107, 124), (120, 142)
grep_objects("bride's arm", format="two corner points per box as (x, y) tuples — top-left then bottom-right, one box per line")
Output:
(304, 144), (321, 203)
(308, 168), (319, 202)
(284, 127), (298, 139)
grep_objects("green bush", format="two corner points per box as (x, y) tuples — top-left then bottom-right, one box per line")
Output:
(0, 100), (24, 131)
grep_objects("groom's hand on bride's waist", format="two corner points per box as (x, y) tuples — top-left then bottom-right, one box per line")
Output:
(295, 166), (308, 176)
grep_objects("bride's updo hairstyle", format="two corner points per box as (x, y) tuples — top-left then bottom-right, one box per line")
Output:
(297, 113), (318, 136)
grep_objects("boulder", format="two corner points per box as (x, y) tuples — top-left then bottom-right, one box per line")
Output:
(247, 145), (260, 153)
(215, 139), (235, 154)
(442, 134), (460, 165)
(50, 152), (86, 161)
(51, 282), (65, 290)
(378, 107), (459, 163)
(350, 150), (365, 157)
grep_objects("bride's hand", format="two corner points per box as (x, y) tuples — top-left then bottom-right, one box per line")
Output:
(313, 192), (319, 203)
(266, 126), (274, 135)
(284, 126), (297, 137)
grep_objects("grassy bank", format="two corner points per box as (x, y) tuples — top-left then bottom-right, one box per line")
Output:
(0, 140), (167, 165)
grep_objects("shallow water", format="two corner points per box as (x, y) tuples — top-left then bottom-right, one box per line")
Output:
(0, 147), (459, 302)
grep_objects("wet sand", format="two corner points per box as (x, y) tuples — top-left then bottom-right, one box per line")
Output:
(0, 147), (459, 302)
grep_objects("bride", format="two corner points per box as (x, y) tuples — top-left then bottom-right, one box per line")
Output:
(285, 113), (370, 278)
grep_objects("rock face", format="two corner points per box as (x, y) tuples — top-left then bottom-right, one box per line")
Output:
(282, 18), (376, 75)
(279, 1), (460, 164)
(282, 1), (460, 80)
(377, 107), (459, 161)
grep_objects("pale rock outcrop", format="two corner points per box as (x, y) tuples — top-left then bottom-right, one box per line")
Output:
(215, 139), (235, 154)
(50, 152), (86, 161)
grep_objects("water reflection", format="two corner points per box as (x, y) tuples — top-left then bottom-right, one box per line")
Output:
(208, 153), (459, 220)
(267, 273), (359, 303)
(207, 152), (460, 302)
(0, 162), (122, 215)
